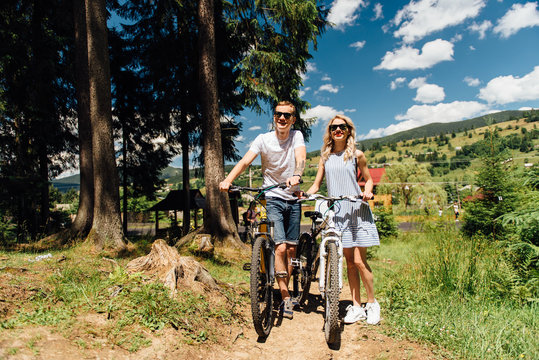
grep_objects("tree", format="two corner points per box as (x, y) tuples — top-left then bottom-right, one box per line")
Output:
(71, 0), (94, 237)
(462, 133), (516, 240)
(84, 0), (126, 252)
(378, 163), (431, 209)
(0, 0), (77, 241)
(197, 0), (239, 244)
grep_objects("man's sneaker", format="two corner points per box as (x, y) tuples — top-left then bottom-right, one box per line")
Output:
(365, 300), (381, 325)
(343, 304), (366, 324)
(282, 297), (294, 319)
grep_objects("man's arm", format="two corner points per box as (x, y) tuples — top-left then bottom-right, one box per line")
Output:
(219, 150), (258, 191)
(287, 145), (306, 187)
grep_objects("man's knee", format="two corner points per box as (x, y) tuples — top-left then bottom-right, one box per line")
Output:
(275, 243), (287, 256)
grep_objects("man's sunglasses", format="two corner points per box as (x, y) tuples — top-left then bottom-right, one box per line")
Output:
(274, 111), (293, 119)
(329, 123), (348, 132)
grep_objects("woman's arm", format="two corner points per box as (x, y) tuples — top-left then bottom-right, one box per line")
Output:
(306, 158), (325, 194)
(357, 150), (374, 200)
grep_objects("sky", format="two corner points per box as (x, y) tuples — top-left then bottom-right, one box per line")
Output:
(216, 0), (539, 166)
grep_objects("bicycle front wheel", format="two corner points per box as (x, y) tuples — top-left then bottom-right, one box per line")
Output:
(324, 241), (340, 345)
(292, 232), (315, 305)
(250, 235), (274, 337)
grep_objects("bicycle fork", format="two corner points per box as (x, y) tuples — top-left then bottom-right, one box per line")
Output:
(318, 231), (343, 299)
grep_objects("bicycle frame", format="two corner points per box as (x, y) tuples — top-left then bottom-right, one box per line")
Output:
(300, 194), (369, 299)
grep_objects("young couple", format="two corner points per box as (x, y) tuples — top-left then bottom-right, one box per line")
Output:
(219, 101), (380, 325)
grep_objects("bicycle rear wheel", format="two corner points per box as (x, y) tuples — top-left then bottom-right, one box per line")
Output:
(250, 235), (273, 337)
(324, 241), (340, 345)
(292, 232), (315, 305)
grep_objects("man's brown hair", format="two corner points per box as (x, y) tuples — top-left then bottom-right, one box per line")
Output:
(275, 101), (296, 117)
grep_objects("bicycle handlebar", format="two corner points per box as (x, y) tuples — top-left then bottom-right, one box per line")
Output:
(229, 179), (303, 193)
(298, 193), (370, 206)
(229, 182), (288, 193)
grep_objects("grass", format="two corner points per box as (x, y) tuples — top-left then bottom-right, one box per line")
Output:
(375, 223), (538, 360)
(0, 242), (246, 352)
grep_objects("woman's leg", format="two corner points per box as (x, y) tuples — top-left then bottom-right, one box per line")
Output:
(344, 247), (362, 306)
(356, 247), (375, 303)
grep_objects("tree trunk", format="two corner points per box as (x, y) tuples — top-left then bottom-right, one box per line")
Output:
(181, 112), (191, 236)
(85, 0), (126, 252)
(71, 0), (94, 237)
(197, 0), (242, 247)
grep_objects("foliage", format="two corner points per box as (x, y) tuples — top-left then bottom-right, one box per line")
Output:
(462, 131), (517, 240)
(380, 228), (538, 360)
(373, 207), (398, 239)
(377, 163), (432, 208)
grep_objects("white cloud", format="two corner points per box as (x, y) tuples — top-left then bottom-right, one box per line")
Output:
(408, 77), (445, 104)
(374, 39), (454, 71)
(302, 62), (318, 81)
(235, 136), (245, 142)
(357, 101), (489, 139)
(248, 126), (262, 131)
(493, 2), (539, 38)
(373, 3), (383, 20)
(328, 0), (367, 29)
(350, 40), (366, 50)
(321, 75), (332, 81)
(450, 33), (463, 42)
(464, 76), (481, 87)
(302, 105), (340, 126)
(390, 77), (407, 90)
(469, 45), (476, 51)
(478, 66), (539, 104)
(317, 84), (340, 94)
(299, 86), (311, 97)
(391, 0), (486, 43)
(345, 108), (357, 113)
(468, 20), (492, 39)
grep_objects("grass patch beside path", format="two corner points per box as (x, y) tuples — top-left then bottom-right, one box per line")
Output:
(0, 243), (246, 353)
(375, 224), (538, 360)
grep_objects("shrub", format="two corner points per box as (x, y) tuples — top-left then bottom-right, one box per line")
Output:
(373, 207), (398, 239)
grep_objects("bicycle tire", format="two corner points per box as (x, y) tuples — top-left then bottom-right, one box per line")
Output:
(292, 232), (314, 305)
(250, 235), (273, 337)
(324, 241), (340, 345)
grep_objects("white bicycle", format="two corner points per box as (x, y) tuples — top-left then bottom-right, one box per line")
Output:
(298, 193), (368, 345)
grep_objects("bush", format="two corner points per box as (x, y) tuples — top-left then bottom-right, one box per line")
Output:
(373, 207), (398, 239)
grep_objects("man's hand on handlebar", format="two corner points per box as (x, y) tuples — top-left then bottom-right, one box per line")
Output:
(219, 180), (232, 192)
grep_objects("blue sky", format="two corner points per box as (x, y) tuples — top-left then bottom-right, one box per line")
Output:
(225, 0), (539, 164)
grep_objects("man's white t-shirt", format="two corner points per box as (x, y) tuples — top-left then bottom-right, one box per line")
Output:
(249, 130), (305, 200)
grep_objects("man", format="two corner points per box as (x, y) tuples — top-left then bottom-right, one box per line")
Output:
(219, 101), (306, 319)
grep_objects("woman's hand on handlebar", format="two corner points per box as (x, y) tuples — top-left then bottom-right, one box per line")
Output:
(362, 191), (374, 201)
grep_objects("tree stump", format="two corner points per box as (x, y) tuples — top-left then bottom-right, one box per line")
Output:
(126, 239), (218, 296)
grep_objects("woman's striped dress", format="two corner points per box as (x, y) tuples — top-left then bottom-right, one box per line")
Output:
(324, 152), (380, 248)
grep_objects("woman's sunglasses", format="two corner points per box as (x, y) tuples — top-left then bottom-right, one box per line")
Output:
(329, 123), (348, 132)
(274, 111), (293, 119)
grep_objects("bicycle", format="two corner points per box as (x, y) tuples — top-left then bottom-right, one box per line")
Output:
(297, 193), (369, 345)
(229, 182), (288, 338)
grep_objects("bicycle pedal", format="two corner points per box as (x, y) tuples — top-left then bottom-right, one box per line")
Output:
(242, 263), (251, 271)
(290, 258), (301, 267)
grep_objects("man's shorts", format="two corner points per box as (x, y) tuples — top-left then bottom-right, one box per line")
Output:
(265, 197), (301, 245)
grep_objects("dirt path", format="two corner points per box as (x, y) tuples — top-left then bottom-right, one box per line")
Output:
(0, 273), (444, 360)
(215, 283), (441, 360)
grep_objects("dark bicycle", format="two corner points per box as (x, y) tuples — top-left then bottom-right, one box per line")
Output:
(229, 183), (287, 338)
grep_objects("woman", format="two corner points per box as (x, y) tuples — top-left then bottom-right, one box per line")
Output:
(306, 115), (381, 325)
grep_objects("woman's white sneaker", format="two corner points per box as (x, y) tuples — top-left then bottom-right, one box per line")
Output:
(365, 300), (380, 325)
(343, 305), (366, 324)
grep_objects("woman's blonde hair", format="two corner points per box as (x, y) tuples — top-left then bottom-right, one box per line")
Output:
(320, 114), (357, 163)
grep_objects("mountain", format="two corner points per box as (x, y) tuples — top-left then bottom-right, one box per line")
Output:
(356, 110), (525, 150)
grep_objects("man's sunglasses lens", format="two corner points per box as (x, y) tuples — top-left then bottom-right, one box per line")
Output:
(330, 124), (348, 131)
(274, 112), (293, 119)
